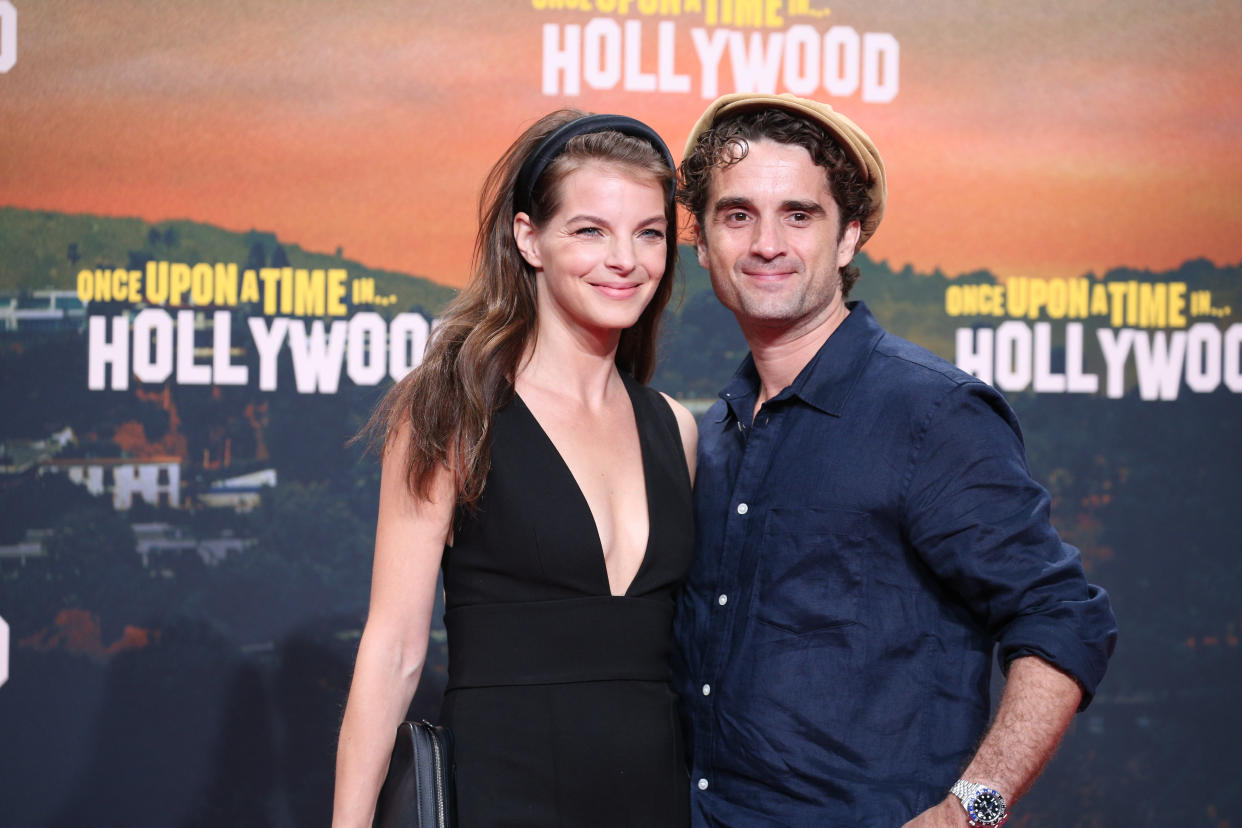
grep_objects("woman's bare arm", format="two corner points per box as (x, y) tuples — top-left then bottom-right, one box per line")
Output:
(332, 425), (455, 828)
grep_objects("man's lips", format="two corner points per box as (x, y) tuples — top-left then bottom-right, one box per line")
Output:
(741, 268), (795, 281)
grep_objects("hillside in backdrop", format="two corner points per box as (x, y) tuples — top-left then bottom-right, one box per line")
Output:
(0, 207), (456, 314)
(3, 206), (1237, 399)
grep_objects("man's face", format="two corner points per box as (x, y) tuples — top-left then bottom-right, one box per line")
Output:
(695, 138), (861, 338)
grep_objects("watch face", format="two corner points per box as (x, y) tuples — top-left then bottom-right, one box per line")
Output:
(968, 789), (1007, 825)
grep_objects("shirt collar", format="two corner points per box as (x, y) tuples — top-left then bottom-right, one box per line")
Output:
(714, 300), (884, 422)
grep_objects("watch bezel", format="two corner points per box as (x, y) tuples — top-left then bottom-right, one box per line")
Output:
(964, 786), (1007, 826)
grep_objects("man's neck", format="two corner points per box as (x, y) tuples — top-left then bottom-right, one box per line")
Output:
(742, 302), (850, 415)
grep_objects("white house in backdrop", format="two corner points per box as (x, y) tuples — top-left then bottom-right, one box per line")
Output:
(39, 456), (182, 510)
(197, 468), (277, 512)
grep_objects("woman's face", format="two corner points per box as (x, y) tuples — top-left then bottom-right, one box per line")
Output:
(516, 160), (668, 342)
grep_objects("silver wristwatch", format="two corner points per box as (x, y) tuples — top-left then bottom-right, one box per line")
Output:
(950, 779), (1008, 826)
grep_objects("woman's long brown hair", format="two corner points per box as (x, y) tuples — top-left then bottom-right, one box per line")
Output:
(363, 109), (678, 510)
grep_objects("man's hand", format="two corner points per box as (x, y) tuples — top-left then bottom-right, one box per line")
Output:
(902, 796), (969, 827)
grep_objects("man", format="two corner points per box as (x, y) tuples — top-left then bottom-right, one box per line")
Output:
(673, 92), (1117, 827)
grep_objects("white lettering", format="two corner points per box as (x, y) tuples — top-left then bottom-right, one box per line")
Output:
(1133, 330), (1186, 401)
(822, 26), (859, 96)
(248, 317), (290, 392)
(1032, 322), (1066, 393)
(542, 23), (581, 96)
(132, 308), (174, 385)
(690, 27), (730, 99)
(861, 32), (899, 103)
(583, 18), (622, 90)
(657, 21), (690, 92)
(88, 315), (130, 391)
(0, 2), (15, 74)
(955, 327), (994, 386)
(783, 25), (820, 96)
(211, 310), (249, 386)
(389, 313), (431, 381)
(1184, 322), (1221, 394)
(1065, 322), (1099, 393)
(287, 319), (349, 394)
(347, 313), (388, 386)
(176, 310), (211, 385)
(994, 320), (1032, 392)
(623, 20), (656, 92)
(1225, 324), (1242, 392)
(1097, 328), (1136, 399)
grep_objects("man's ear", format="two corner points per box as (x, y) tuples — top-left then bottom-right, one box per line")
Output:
(694, 222), (709, 269)
(514, 212), (541, 269)
(837, 220), (862, 268)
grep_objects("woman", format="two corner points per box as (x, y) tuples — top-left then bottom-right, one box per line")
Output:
(332, 110), (697, 827)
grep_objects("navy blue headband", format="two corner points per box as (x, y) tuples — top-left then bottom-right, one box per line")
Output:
(514, 114), (676, 216)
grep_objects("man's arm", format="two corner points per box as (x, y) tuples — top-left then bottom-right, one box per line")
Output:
(902, 656), (1082, 827)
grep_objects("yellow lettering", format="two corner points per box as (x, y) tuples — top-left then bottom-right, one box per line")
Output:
(328, 269), (348, 316)
(945, 285), (963, 316)
(1169, 282), (1187, 327)
(1138, 282), (1167, 328)
(76, 269), (93, 303)
(214, 263), (238, 306)
(1090, 282), (1109, 317)
(1067, 278), (1089, 319)
(240, 269), (260, 304)
(1045, 279), (1068, 319)
(169, 263), (192, 306)
(259, 268), (282, 315)
(1027, 278), (1047, 319)
(295, 269), (326, 317)
(111, 268), (129, 302)
(191, 263), (214, 306)
(146, 261), (169, 305)
(1106, 281), (1130, 326)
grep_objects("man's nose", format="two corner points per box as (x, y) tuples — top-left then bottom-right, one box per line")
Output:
(749, 215), (784, 260)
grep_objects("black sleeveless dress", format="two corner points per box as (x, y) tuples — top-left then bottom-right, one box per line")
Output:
(440, 374), (693, 827)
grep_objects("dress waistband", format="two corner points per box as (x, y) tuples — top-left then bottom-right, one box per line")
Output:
(444, 596), (673, 690)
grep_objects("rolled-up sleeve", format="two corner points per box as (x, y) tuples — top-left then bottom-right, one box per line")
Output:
(903, 380), (1118, 708)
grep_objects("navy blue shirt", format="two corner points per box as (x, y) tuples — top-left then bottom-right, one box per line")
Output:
(674, 302), (1117, 827)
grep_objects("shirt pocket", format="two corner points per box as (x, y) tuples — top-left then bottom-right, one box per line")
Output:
(750, 506), (870, 635)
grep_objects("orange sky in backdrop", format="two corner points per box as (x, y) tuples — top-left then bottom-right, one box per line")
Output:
(2, 0), (1240, 287)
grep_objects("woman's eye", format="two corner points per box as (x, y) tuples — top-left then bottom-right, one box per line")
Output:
(574, 226), (603, 237)
(640, 228), (666, 240)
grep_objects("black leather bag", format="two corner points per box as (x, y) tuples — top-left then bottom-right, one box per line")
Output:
(373, 720), (456, 828)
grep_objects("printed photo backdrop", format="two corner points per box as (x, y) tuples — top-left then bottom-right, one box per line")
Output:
(1, 1), (1240, 824)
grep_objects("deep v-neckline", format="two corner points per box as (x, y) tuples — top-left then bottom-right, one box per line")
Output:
(512, 376), (655, 598)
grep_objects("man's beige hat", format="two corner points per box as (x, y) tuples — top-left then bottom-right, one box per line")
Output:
(683, 92), (887, 246)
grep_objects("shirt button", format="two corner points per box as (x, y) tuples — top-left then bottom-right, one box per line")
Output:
(702, 683), (711, 696)
(697, 778), (709, 791)
(717, 593), (728, 606)
(736, 502), (748, 515)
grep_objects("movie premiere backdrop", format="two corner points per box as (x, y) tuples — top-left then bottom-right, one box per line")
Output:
(1, 1), (1239, 824)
